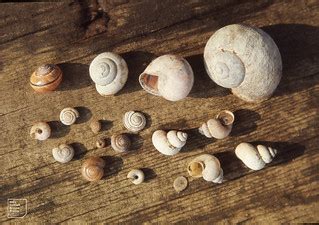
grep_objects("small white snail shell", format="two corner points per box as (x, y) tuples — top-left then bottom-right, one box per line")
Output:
(89, 52), (128, 96)
(30, 122), (51, 141)
(111, 134), (131, 153)
(187, 154), (223, 183)
(123, 111), (146, 133)
(139, 55), (194, 101)
(235, 142), (277, 170)
(204, 24), (282, 102)
(152, 130), (188, 156)
(127, 169), (145, 185)
(52, 144), (74, 163)
(199, 110), (235, 139)
(60, 107), (79, 125)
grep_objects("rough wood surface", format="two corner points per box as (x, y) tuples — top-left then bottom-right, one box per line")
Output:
(0, 0), (318, 223)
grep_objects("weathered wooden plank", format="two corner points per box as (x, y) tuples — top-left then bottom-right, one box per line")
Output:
(0, 0), (318, 223)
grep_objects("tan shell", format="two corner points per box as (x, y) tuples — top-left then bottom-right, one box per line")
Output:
(30, 122), (51, 141)
(60, 107), (79, 125)
(187, 154), (223, 183)
(127, 169), (145, 185)
(204, 24), (282, 102)
(139, 55), (194, 101)
(52, 144), (74, 163)
(173, 176), (188, 193)
(199, 110), (234, 139)
(111, 134), (131, 153)
(30, 64), (63, 93)
(81, 157), (105, 182)
(96, 138), (106, 148)
(90, 120), (102, 134)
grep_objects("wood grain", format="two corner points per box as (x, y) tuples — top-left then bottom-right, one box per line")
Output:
(0, 0), (318, 223)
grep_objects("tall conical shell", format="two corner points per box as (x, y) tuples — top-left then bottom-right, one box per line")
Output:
(89, 52), (128, 96)
(139, 55), (194, 101)
(152, 130), (188, 156)
(204, 24), (282, 102)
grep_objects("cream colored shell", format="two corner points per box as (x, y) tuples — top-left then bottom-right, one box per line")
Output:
(30, 122), (51, 141)
(199, 110), (234, 139)
(52, 144), (74, 163)
(89, 52), (128, 96)
(152, 130), (188, 156)
(60, 107), (79, 125)
(123, 111), (146, 133)
(127, 169), (145, 185)
(139, 55), (194, 101)
(187, 154), (223, 183)
(235, 142), (277, 170)
(204, 24), (282, 102)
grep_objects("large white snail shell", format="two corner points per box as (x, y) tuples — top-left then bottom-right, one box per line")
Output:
(52, 144), (74, 163)
(152, 130), (188, 156)
(139, 55), (194, 101)
(204, 24), (282, 102)
(199, 110), (234, 139)
(187, 154), (223, 183)
(89, 52), (128, 96)
(235, 142), (277, 170)
(123, 111), (146, 133)
(60, 107), (79, 125)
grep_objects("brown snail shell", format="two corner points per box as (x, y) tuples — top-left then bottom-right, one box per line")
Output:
(81, 157), (105, 182)
(30, 64), (63, 93)
(111, 134), (131, 153)
(90, 120), (102, 134)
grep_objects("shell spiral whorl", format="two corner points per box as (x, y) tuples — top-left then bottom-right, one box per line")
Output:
(52, 144), (74, 163)
(152, 130), (188, 156)
(111, 134), (131, 153)
(60, 107), (79, 125)
(123, 111), (146, 133)
(81, 157), (105, 182)
(90, 58), (117, 86)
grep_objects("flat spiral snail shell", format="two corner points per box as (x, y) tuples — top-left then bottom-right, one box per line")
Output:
(81, 157), (105, 182)
(127, 169), (145, 185)
(235, 142), (278, 170)
(123, 111), (146, 133)
(30, 122), (51, 141)
(89, 52), (128, 96)
(52, 144), (74, 163)
(199, 110), (235, 139)
(152, 130), (188, 156)
(60, 107), (79, 125)
(139, 55), (194, 101)
(111, 134), (131, 153)
(204, 24), (282, 102)
(187, 154), (223, 183)
(30, 64), (63, 93)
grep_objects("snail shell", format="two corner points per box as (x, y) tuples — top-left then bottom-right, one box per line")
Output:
(96, 138), (106, 149)
(152, 130), (188, 156)
(127, 169), (145, 185)
(204, 24), (282, 102)
(89, 52), (128, 96)
(173, 176), (188, 193)
(30, 122), (51, 141)
(235, 142), (277, 170)
(111, 134), (131, 153)
(30, 64), (63, 93)
(81, 157), (105, 182)
(187, 154), (223, 183)
(139, 55), (194, 101)
(199, 110), (234, 139)
(60, 107), (79, 125)
(52, 144), (74, 163)
(123, 111), (146, 133)
(90, 120), (102, 134)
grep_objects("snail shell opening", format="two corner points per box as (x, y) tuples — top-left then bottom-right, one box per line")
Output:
(216, 110), (235, 126)
(188, 161), (205, 178)
(139, 73), (160, 96)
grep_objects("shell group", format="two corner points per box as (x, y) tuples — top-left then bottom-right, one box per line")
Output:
(139, 55), (194, 101)
(204, 24), (282, 102)
(152, 130), (188, 156)
(89, 52), (128, 96)
(123, 111), (146, 133)
(30, 122), (51, 141)
(187, 154), (223, 183)
(81, 157), (105, 182)
(60, 107), (79, 125)
(30, 64), (63, 93)
(111, 134), (131, 153)
(199, 110), (235, 139)
(235, 142), (277, 170)
(52, 144), (74, 163)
